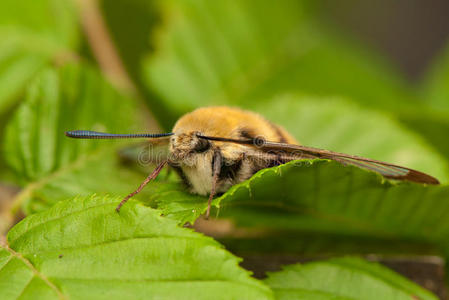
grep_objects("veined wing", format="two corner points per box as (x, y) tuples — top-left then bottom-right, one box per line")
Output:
(198, 135), (440, 185)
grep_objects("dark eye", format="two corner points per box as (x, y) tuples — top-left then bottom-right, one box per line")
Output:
(194, 139), (210, 153)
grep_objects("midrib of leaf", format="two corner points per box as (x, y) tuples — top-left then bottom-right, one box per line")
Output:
(12, 238), (267, 292)
(1, 244), (65, 300)
(12, 274), (34, 300)
(5, 196), (273, 298)
(10, 147), (110, 214)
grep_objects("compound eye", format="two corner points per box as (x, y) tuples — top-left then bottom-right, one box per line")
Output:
(253, 135), (266, 147)
(194, 139), (210, 153)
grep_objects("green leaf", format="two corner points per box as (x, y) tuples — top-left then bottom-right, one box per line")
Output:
(2, 63), (148, 215)
(398, 111), (449, 164)
(218, 160), (449, 242)
(0, 0), (79, 115)
(143, 181), (207, 225)
(150, 159), (449, 246)
(410, 42), (449, 159)
(422, 42), (449, 113)
(0, 195), (272, 300)
(264, 257), (437, 300)
(143, 0), (415, 126)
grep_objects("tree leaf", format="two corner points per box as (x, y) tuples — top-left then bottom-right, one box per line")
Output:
(0, 0), (79, 115)
(264, 257), (437, 300)
(2, 63), (148, 215)
(149, 159), (449, 248)
(398, 111), (449, 163)
(408, 42), (449, 160)
(0, 0), (79, 180)
(143, 0), (415, 126)
(218, 160), (449, 242)
(422, 42), (449, 114)
(0, 195), (272, 300)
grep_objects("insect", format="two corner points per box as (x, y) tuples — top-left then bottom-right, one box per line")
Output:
(66, 106), (439, 218)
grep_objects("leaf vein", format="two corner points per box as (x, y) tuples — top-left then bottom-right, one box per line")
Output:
(2, 244), (66, 299)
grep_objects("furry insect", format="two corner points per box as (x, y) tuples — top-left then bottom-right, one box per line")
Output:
(66, 106), (439, 218)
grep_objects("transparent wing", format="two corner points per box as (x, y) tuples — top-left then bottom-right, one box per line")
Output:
(198, 135), (440, 185)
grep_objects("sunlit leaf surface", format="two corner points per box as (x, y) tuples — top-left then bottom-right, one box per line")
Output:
(0, 195), (272, 300)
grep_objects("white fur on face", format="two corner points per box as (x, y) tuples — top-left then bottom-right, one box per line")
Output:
(180, 150), (256, 196)
(181, 154), (213, 196)
(172, 135), (262, 196)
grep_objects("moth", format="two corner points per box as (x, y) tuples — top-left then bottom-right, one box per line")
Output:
(66, 106), (439, 218)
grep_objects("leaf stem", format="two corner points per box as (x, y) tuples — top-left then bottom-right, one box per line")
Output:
(75, 0), (134, 92)
(75, 0), (160, 131)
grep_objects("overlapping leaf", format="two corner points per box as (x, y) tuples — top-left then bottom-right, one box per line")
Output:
(423, 42), (449, 114)
(264, 257), (437, 300)
(143, 0), (415, 127)
(409, 42), (449, 159)
(0, 0), (80, 180)
(149, 159), (449, 247)
(398, 111), (449, 164)
(2, 63), (149, 216)
(0, 0), (79, 115)
(0, 195), (272, 300)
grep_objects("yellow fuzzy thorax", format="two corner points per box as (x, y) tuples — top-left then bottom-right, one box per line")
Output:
(172, 106), (297, 144)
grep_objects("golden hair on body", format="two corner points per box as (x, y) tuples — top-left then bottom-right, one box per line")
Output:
(169, 107), (297, 197)
(66, 106), (439, 218)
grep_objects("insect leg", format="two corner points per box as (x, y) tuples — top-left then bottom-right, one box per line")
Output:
(206, 150), (222, 219)
(116, 161), (167, 212)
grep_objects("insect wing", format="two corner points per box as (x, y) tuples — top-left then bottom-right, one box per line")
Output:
(197, 135), (440, 185)
(259, 142), (439, 185)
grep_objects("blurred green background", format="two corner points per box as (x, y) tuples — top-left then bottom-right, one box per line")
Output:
(1, 0), (449, 298)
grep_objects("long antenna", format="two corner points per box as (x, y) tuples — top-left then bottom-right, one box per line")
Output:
(65, 130), (173, 139)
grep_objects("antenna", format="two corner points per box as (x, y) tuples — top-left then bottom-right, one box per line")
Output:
(65, 130), (173, 139)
